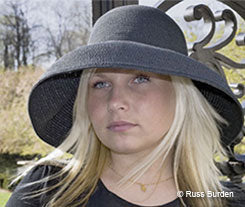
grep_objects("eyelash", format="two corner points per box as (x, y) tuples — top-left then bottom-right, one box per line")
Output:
(134, 74), (150, 84)
(92, 74), (150, 89)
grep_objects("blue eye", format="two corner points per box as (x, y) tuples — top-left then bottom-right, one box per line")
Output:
(93, 81), (110, 89)
(134, 75), (150, 84)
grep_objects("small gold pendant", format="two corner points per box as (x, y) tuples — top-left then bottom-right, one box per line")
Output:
(140, 184), (147, 192)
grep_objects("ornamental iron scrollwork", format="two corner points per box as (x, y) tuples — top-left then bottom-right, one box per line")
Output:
(185, 5), (245, 80)
(236, 32), (245, 46)
(183, 4), (245, 183)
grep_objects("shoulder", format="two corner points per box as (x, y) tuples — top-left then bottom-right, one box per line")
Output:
(6, 161), (64, 207)
(222, 181), (245, 207)
(21, 161), (64, 183)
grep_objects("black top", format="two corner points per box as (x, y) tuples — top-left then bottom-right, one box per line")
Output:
(6, 164), (245, 207)
(6, 164), (180, 207)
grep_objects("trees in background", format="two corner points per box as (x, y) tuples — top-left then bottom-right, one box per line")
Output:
(0, 0), (244, 156)
(44, 0), (90, 59)
(0, 1), (32, 69)
(0, 0), (91, 70)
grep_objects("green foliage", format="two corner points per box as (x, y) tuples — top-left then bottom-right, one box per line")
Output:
(0, 153), (38, 190)
(0, 172), (9, 189)
(234, 138), (245, 154)
(0, 190), (11, 207)
(0, 67), (54, 156)
(186, 20), (245, 155)
(219, 28), (245, 154)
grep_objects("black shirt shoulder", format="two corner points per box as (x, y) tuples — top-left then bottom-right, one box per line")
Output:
(6, 163), (63, 207)
(222, 181), (245, 207)
(7, 165), (245, 207)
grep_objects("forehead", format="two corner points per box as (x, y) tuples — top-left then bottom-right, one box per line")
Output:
(91, 68), (170, 80)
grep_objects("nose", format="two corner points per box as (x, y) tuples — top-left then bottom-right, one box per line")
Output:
(107, 86), (129, 112)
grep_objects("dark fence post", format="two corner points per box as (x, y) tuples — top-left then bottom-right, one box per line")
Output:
(92, 0), (139, 25)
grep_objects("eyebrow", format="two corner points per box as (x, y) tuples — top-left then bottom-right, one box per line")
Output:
(91, 71), (170, 82)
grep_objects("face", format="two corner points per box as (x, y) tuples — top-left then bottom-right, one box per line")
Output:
(87, 68), (176, 155)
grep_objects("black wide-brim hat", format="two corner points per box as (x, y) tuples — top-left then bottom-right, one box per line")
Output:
(28, 5), (243, 147)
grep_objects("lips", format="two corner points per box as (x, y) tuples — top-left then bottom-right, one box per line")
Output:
(107, 121), (137, 132)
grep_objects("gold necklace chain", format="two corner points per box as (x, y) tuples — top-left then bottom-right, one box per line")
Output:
(108, 164), (173, 192)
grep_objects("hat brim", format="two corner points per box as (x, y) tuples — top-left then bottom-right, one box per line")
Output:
(28, 40), (244, 147)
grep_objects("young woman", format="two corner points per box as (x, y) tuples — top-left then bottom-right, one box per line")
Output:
(6, 5), (244, 207)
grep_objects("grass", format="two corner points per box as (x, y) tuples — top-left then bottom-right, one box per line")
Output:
(0, 189), (11, 207)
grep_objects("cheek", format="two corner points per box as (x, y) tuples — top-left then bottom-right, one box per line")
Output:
(87, 95), (105, 124)
(142, 87), (175, 130)
(87, 94), (110, 146)
(158, 92), (175, 127)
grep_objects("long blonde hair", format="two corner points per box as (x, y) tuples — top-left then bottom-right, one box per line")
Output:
(23, 68), (228, 207)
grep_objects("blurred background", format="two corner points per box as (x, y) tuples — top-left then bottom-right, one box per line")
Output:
(0, 0), (245, 206)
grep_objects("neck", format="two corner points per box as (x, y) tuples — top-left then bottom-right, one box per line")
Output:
(105, 148), (174, 184)
(100, 148), (178, 205)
